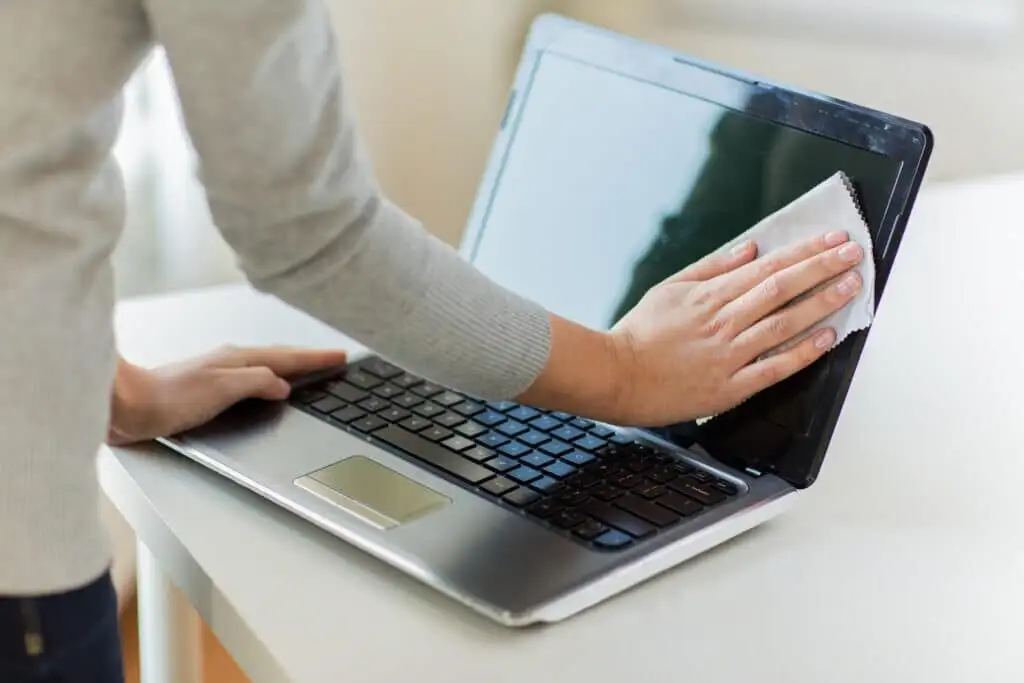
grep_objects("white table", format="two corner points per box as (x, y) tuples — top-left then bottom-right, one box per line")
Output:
(101, 173), (1024, 683)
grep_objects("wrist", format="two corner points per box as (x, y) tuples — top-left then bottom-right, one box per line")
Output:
(108, 358), (159, 445)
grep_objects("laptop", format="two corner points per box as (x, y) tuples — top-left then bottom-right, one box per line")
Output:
(160, 14), (932, 626)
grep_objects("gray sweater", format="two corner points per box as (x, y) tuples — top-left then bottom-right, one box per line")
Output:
(0, 0), (550, 595)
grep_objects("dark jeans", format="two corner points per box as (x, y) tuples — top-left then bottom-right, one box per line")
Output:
(0, 572), (124, 683)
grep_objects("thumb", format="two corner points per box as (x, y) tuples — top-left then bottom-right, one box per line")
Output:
(217, 366), (292, 403)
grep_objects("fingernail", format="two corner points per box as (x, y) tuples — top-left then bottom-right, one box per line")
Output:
(825, 231), (848, 246)
(815, 328), (836, 349)
(836, 272), (861, 296)
(839, 242), (863, 262)
(731, 240), (753, 256)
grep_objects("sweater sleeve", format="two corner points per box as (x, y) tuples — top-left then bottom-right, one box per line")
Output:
(138, 0), (551, 399)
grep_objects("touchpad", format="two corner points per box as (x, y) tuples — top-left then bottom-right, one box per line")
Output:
(296, 457), (451, 530)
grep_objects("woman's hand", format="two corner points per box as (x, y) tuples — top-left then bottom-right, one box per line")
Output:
(519, 230), (865, 426)
(108, 345), (348, 446)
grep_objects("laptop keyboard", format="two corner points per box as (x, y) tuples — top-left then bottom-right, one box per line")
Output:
(289, 356), (740, 552)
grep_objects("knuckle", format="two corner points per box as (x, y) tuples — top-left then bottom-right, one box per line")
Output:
(764, 313), (790, 339)
(758, 274), (781, 301)
(700, 314), (729, 338)
(689, 283), (717, 307)
(756, 362), (783, 387)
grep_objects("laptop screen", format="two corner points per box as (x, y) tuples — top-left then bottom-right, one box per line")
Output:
(467, 51), (903, 483)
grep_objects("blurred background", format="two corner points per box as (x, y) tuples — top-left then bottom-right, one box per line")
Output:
(110, 0), (1024, 299)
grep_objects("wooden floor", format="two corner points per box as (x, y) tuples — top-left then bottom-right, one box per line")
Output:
(120, 595), (249, 683)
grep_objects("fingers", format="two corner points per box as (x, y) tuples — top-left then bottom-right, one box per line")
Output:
(669, 240), (757, 283)
(216, 366), (292, 403)
(729, 327), (836, 399)
(730, 270), (863, 361)
(214, 345), (348, 378)
(717, 239), (864, 333)
(707, 231), (851, 305)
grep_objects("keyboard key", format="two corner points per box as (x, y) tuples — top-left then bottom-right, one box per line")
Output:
(712, 479), (739, 496)
(452, 401), (485, 417)
(526, 498), (563, 519)
(508, 466), (542, 484)
(477, 432), (509, 448)
(504, 488), (540, 507)
(552, 426), (584, 442)
(481, 477), (517, 496)
(311, 396), (346, 414)
(345, 370), (383, 390)
(615, 495), (680, 527)
(378, 407), (410, 423)
(570, 418), (594, 430)
(579, 500), (655, 538)
(657, 492), (704, 517)
(623, 456), (654, 474)
(475, 411), (507, 427)
(496, 420), (528, 437)
(550, 509), (586, 529)
(392, 373), (423, 389)
(392, 393), (423, 409)
(351, 416), (387, 433)
(585, 461), (621, 479)
(374, 425), (492, 484)
(357, 397), (390, 413)
(530, 476), (562, 494)
(594, 530), (633, 549)
(573, 519), (608, 541)
(647, 466), (678, 484)
(442, 436), (475, 452)
(574, 435), (607, 452)
(455, 421), (487, 438)
(539, 440), (572, 457)
(291, 388), (326, 405)
(498, 441), (531, 458)
(669, 477), (727, 506)
(411, 382), (444, 398)
(372, 384), (404, 399)
(488, 400), (518, 412)
(691, 470), (715, 484)
(521, 452), (554, 469)
(508, 406), (540, 422)
(635, 483), (666, 500)
(434, 412), (465, 428)
(463, 446), (494, 462)
(551, 412), (573, 421)
(421, 426), (453, 442)
(563, 450), (596, 466)
(568, 472), (603, 489)
(433, 391), (463, 407)
(357, 357), (404, 379)
(556, 488), (590, 506)
(589, 425), (615, 439)
(529, 416), (562, 432)
(543, 460), (577, 479)
(399, 416), (431, 432)
(487, 456), (519, 472)
(610, 433), (634, 445)
(329, 406), (366, 423)
(517, 430), (550, 447)
(413, 402), (444, 418)
(612, 473), (646, 489)
(592, 485), (624, 502)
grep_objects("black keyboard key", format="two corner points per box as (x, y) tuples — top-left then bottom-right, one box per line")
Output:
(411, 382), (444, 398)
(562, 450), (596, 467)
(481, 477), (517, 496)
(594, 530), (633, 549)
(496, 420), (528, 437)
(521, 452), (554, 469)
(311, 396), (346, 414)
(374, 425), (493, 484)
(421, 426), (453, 442)
(475, 410), (507, 427)
(487, 456), (518, 472)
(647, 466), (678, 484)
(330, 406), (366, 423)
(672, 462), (696, 476)
(592, 485), (624, 502)
(413, 402), (444, 418)
(517, 430), (550, 447)
(635, 483), (666, 500)
(463, 446), (494, 462)
(615, 495), (680, 527)
(712, 479), (739, 495)
(358, 357), (404, 379)
(579, 500), (655, 538)
(556, 488), (590, 506)
(590, 425), (615, 439)
(393, 373), (423, 389)
(508, 406), (540, 422)
(570, 418), (594, 430)
(291, 388), (326, 405)
(345, 370), (383, 390)
(657, 492), (704, 517)
(357, 397), (390, 413)
(392, 393), (423, 409)
(551, 412), (573, 421)
(623, 456), (654, 474)
(352, 416), (387, 433)
(669, 477), (727, 506)
(399, 416), (431, 432)
(612, 473), (646, 489)
(569, 472), (603, 489)
(527, 498), (563, 519)
(504, 488), (540, 507)
(434, 412), (465, 428)
(539, 440), (572, 457)
(452, 401), (485, 417)
(574, 435), (607, 452)
(550, 509), (586, 529)
(432, 391), (463, 407)
(488, 400), (519, 412)
(508, 466), (542, 484)
(573, 519), (608, 541)
(529, 416), (562, 432)
(442, 436), (475, 452)
(455, 421), (487, 438)
(477, 432), (509, 448)
(372, 384), (404, 399)
(530, 476), (562, 494)
(378, 407), (410, 423)
(498, 441), (530, 458)
(691, 470), (715, 484)
(543, 460), (577, 479)
(585, 461), (621, 479)
(552, 426), (584, 442)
